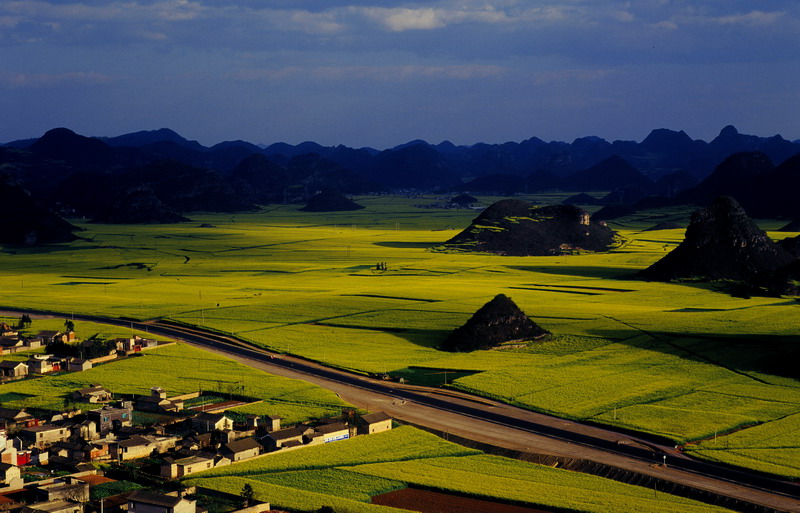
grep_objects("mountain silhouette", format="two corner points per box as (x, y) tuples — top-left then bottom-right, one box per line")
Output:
(300, 189), (365, 212)
(0, 176), (79, 244)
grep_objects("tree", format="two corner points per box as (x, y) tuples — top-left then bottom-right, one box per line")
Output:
(317, 507), (335, 513)
(18, 314), (32, 329)
(64, 319), (75, 332)
(240, 483), (254, 507)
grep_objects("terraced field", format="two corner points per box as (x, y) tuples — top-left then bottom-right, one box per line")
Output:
(0, 195), (798, 478)
(185, 426), (736, 513)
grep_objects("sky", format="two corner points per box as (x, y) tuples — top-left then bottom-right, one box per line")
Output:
(1, 1), (799, 149)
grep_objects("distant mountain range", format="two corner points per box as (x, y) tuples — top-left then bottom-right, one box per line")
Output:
(0, 125), (799, 231)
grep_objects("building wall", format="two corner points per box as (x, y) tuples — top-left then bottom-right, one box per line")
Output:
(129, 497), (196, 513)
(363, 419), (392, 435)
(23, 427), (70, 448)
(231, 448), (259, 462)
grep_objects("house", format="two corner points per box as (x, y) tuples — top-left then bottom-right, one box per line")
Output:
(65, 358), (92, 372)
(113, 338), (141, 353)
(33, 476), (90, 502)
(137, 387), (183, 413)
(0, 361), (28, 378)
(160, 454), (215, 479)
(24, 338), (42, 350)
(111, 435), (177, 461)
(0, 462), (22, 489)
(71, 385), (111, 403)
(36, 331), (74, 344)
(0, 408), (37, 430)
(50, 441), (95, 463)
(358, 412), (393, 435)
(69, 420), (98, 441)
(261, 426), (310, 452)
(220, 438), (261, 462)
(179, 433), (213, 451)
(21, 500), (84, 513)
(87, 404), (132, 435)
(114, 336), (157, 354)
(0, 337), (25, 352)
(264, 415), (281, 432)
(26, 355), (62, 374)
(127, 490), (198, 513)
(21, 425), (70, 448)
(191, 413), (232, 433)
(305, 422), (350, 445)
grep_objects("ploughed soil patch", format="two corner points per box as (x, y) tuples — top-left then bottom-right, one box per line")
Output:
(372, 487), (557, 513)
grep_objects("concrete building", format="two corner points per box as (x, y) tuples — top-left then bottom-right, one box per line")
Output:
(21, 425), (70, 449)
(0, 462), (22, 489)
(21, 500), (83, 513)
(220, 438), (261, 462)
(160, 454), (215, 479)
(34, 476), (90, 503)
(305, 422), (350, 445)
(137, 387), (183, 413)
(358, 412), (393, 435)
(111, 435), (178, 461)
(71, 385), (111, 403)
(87, 404), (132, 435)
(0, 361), (28, 378)
(127, 490), (197, 513)
(65, 359), (93, 372)
(191, 413), (232, 433)
(261, 426), (310, 452)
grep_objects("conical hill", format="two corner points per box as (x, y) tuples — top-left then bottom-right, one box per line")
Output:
(441, 294), (550, 352)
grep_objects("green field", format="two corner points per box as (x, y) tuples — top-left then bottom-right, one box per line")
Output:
(1, 195), (798, 477)
(185, 426), (735, 513)
(0, 339), (348, 424)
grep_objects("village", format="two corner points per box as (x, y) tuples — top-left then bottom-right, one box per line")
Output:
(0, 319), (393, 513)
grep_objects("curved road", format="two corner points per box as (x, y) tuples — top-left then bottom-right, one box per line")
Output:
(5, 309), (800, 512)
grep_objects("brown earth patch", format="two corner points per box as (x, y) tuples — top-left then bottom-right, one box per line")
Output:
(372, 487), (557, 513)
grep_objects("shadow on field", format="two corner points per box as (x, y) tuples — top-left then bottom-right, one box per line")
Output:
(373, 241), (437, 249)
(310, 322), (451, 350)
(591, 328), (800, 380)
(506, 265), (639, 280)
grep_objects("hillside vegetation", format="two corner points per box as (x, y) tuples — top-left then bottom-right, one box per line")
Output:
(0, 195), (798, 478)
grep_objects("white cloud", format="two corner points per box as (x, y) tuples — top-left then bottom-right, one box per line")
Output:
(2, 71), (116, 88)
(286, 10), (347, 34)
(359, 7), (445, 31)
(532, 68), (613, 86)
(711, 10), (784, 26)
(235, 64), (507, 81)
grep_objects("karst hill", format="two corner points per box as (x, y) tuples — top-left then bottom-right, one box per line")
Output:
(640, 196), (795, 282)
(300, 189), (365, 212)
(0, 178), (80, 245)
(443, 199), (618, 256)
(442, 294), (550, 352)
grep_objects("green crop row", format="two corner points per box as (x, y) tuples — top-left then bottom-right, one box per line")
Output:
(1, 196), (798, 478)
(187, 427), (735, 513)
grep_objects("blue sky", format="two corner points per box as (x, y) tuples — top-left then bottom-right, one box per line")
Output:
(1, 1), (799, 148)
